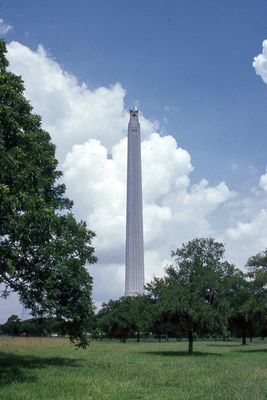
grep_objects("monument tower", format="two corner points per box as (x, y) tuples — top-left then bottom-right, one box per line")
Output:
(125, 108), (145, 296)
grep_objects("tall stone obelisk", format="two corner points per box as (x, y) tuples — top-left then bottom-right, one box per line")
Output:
(125, 108), (145, 296)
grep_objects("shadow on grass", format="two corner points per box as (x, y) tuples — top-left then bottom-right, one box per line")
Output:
(0, 351), (83, 387)
(141, 351), (222, 357)
(207, 343), (242, 347)
(237, 348), (267, 354)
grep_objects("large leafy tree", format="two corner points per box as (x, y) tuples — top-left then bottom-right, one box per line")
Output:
(0, 39), (96, 347)
(147, 238), (235, 354)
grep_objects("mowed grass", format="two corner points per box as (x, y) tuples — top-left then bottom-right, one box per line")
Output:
(0, 337), (266, 400)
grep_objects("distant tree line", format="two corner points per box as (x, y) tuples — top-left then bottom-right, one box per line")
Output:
(1, 238), (266, 354)
(93, 238), (267, 354)
(0, 314), (64, 337)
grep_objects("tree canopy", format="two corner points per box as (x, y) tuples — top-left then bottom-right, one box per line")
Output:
(146, 238), (236, 353)
(96, 295), (153, 342)
(247, 249), (267, 287)
(92, 240), (267, 352)
(0, 39), (96, 347)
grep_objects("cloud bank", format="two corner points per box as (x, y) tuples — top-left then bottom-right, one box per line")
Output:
(7, 42), (156, 161)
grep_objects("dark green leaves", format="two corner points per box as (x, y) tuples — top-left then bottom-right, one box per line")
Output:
(0, 39), (96, 348)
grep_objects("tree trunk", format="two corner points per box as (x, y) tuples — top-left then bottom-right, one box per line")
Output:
(158, 332), (161, 342)
(137, 330), (140, 342)
(165, 332), (169, 342)
(188, 330), (193, 355)
(242, 322), (246, 345)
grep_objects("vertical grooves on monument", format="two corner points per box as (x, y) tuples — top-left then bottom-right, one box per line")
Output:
(125, 109), (145, 296)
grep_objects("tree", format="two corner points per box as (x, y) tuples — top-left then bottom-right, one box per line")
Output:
(0, 315), (66, 337)
(146, 285), (184, 342)
(246, 249), (267, 339)
(0, 39), (96, 347)
(19, 317), (64, 337)
(226, 269), (256, 345)
(19, 318), (40, 336)
(97, 298), (135, 342)
(247, 249), (267, 287)
(147, 238), (233, 354)
(127, 295), (153, 341)
(96, 296), (153, 342)
(0, 314), (21, 336)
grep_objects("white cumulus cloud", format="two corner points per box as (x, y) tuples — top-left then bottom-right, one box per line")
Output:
(7, 41), (156, 161)
(253, 39), (267, 84)
(225, 208), (267, 265)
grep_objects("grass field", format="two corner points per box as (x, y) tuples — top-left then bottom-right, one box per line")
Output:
(0, 337), (266, 400)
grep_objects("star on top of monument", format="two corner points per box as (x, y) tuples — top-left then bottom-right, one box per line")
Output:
(129, 107), (139, 117)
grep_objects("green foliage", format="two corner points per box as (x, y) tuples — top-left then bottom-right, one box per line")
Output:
(225, 268), (256, 344)
(95, 239), (267, 351)
(96, 295), (153, 341)
(0, 315), (66, 337)
(0, 39), (96, 347)
(0, 314), (21, 336)
(247, 249), (267, 287)
(225, 248), (267, 343)
(147, 238), (236, 353)
(245, 249), (267, 339)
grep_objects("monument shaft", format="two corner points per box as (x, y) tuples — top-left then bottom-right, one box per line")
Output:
(125, 109), (145, 296)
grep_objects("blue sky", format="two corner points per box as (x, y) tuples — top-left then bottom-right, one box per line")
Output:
(1, 1), (267, 318)
(3, 0), (267, 190)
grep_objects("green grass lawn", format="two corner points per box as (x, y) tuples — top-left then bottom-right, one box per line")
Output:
(0, 337), (266, 400)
